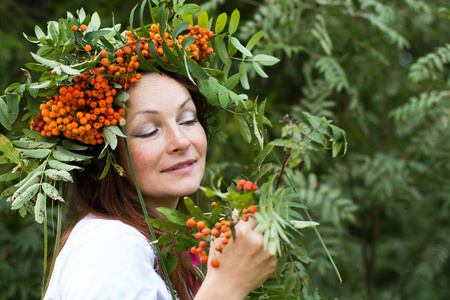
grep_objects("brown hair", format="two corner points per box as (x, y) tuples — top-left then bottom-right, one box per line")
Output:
(62, 70), (208, 300)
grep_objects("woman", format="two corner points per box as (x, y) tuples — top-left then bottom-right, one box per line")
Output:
(44, 70), (276, 300)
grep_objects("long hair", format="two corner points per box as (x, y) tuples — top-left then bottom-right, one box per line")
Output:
(62, 70), (208, 300)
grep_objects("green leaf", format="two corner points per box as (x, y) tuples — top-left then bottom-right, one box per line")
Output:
(225, 73), (241, 90)
(146, 218), (182, 232)
(213, 36), (228, 63)
(147, 39), (178, 72)
(13, 140), (54, 149)
(114, 91), (130, 103)
(252, 54), (280, 66)
(44, 169), (73, 182)
(0, 99), (12, 130)
(181, 14), (193, 25)
(47, 160), (82, 171)
(246, 30), (264, 52)
(157, 207), (189, 226)
(162, 42), (187, 76)
(34, 192), (46, 224)
(22, 129), (59, 143)
(11, 183), (40, 210)
(186, 57), (209, 80)
(166, 252), (178, 275)
(30, 52), (59, 67)
(239, 61), (249, 90)
(198, 78), (218, 106)
(99, 153), (111, 180)
(172, 22), (190, 40)
(103, 127), (118, 150)
(183, 197), (204, 220)
(91, 12), (101, 30)
(229, 36), (252, 57)
(61, 140), (89, 151)
(229, 9), (240, 35)
(6, 92), (19, 125)
(35, 25), (46, 39)
(52, 146), (92, 162)
(252, 61), (268, 78)
(234, 114), (251, 143)
(177, 4), (200, 16)
(291, 220), (320, 230)
(0, 134), (21, 164)
(17, 148), (51, 159)
(41, 183), (65, 202)
(1, 185), (18, 198)
(198, 11), (208, 29)
(215, 13), (227, 34)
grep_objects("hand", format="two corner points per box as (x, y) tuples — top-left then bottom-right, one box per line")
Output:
(195, 214), (276, 300)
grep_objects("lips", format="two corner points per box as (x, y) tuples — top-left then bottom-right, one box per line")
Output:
(162, 159), (196, 172)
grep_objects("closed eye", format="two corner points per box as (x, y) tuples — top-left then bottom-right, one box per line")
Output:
(134, 129), (158, 138)
(181, 119), (198, 126)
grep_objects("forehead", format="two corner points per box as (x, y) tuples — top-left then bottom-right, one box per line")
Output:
(126, 73), (190, 110)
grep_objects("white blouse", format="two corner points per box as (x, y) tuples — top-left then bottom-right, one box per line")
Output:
(44, 214), (175, 300)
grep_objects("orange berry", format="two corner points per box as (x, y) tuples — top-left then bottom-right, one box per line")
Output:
(200, 255), (208, 264)
(222, 237), (228, 245)
(211, 228), (220, 238)
(80, 24), (87, 31)
(84, 44), (91, 52)
(242, 214), (249, 221)
(215, 244), (222, 252)
(116, 49), (124, 57)
(71, 25), (78, 32)
(199, 240), (207, 248)
(243, 182), (253, 191)
(211, 259), (219, 268)
(211, 201), (217, 207)
(201, 228), (210, 236)
(249, 205), (257, 214)
(206, 47), (214, 55)
(186, 218), (195, 228)
(194, 232), (203, 240)
(197, 221), (205, 230)
(190, 247), (197, 254)
(101, 58), (109, 66)
(59, 87), (68, 95)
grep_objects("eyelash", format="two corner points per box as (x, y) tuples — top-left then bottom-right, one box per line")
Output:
(136, 119), (198, 138)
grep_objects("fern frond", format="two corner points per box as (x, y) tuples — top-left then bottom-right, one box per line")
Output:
(403, 0), (432, 14)
(408, 44), (450, 83)
(311, 15), (333, 56)
(359, 0), (395, 23)
(361, 13), (410, 49)
(315, 56), (349, 92)
(390, 90), (450, 136)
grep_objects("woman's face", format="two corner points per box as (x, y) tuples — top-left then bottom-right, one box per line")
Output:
(118, 72), (207, 209)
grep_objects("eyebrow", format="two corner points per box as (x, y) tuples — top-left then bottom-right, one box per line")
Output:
(134, 98), (193, 116)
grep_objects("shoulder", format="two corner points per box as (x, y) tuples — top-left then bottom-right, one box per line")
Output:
(44, 215), (172, 300)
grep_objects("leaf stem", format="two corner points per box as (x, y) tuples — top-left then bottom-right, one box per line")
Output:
(274, 149), (290, 191)
(122, 132), (177, 300)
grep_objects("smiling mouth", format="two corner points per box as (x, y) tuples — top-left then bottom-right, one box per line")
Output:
(163, 159), (196, 172)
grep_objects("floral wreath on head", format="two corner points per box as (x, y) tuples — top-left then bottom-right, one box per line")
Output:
(0, 0), (348, 299)
(0, 0), (279, 218)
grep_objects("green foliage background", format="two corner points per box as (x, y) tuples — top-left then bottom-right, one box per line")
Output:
(1, 0), (449, 299)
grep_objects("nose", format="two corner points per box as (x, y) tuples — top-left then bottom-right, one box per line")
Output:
(166, 125), (191, 153)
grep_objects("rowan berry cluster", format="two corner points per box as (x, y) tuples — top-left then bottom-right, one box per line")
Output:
(237, 179), (258, 192)
(186, 181), (259, 268)
(123, 23), (214, 64)
(29, 71), (123, 145)
(30, 23), (215, 145)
